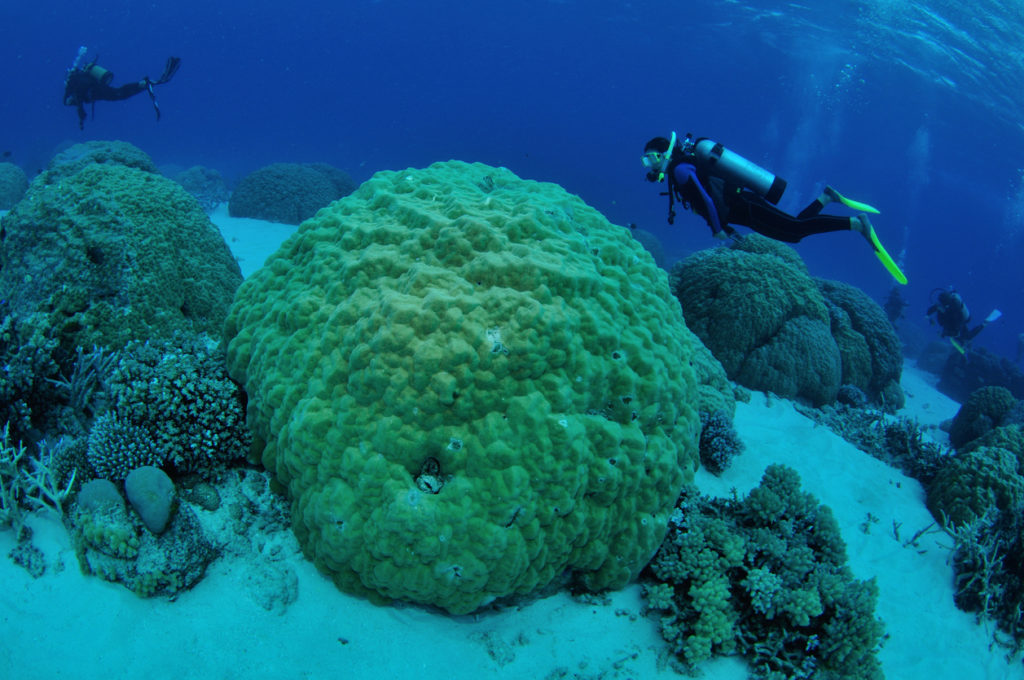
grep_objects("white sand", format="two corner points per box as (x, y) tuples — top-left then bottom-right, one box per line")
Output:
(0, 212), (1019, 680)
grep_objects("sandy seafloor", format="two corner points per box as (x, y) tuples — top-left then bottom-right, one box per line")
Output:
(1, 205), (1021, 680)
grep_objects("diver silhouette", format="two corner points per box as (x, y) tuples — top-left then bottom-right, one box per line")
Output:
(63, 47), (181, 130)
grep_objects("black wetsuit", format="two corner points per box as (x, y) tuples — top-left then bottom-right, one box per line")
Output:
(669, 159), (852, 242)
(927, 292), (982, 344)
(63, 57), (180, 130)
(64, 69), (147, 130)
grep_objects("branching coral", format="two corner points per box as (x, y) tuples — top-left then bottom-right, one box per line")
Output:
(644, 466), (884, 679)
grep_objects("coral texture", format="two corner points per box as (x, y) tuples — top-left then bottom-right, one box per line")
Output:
(0, 162), (28, 209)
(0, 150), (242, 353)
(225, 161), (701, 614)
(645, 467), (884, 679)
(948, 385), (1019, 449)
(228, 162), (356, 224)
(86, 335), (250, 482)
(671, 235), (902, 408)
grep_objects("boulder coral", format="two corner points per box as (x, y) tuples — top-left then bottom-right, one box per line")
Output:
(671, 235), (902, 407)
(0, 147), (242, 353)
(0, 162), (28, 209)
(225, 161), (702, 614)
(671, 235), (840, 406)
(228, 162), (356, 225)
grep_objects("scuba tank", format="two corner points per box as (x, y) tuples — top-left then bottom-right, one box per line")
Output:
(686, 136), (788, 205)
(85, 64), (114, 86)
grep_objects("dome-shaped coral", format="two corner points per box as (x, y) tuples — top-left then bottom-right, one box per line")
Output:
(225, 161), (701, 613)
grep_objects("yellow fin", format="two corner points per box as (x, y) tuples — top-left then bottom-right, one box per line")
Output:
(832, 187), (881, 214)
(866, 226), (908, 285)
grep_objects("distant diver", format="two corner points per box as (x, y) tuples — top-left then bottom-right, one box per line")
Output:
(883, 286), (910, 325)
(641, 131), (907, 285)
(926, 286), (1001, 353)
(63, 46), (181, 130)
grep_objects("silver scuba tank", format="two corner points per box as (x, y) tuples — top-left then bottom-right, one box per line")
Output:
(693, 138), (788, 205)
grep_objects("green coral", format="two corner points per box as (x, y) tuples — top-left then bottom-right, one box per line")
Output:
(670, 236), (841, 406)
(670, 236), (902, 409)
(645, 466), (884, 679)
(71, 493), (217, 597)
(948, 386), (1019, 449)
(927, 446), (1024, 527)
(0, 153), (242, 353)
(86, 334), (250, 481)
(815, 279), (904, 410)
(225, 161), (701, 614)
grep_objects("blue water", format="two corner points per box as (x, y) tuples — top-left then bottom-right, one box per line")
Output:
(3, 0), (1023, 358)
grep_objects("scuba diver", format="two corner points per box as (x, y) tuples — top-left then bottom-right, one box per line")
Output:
(641, 132), (907, 285)
(926, 286), (1001, 353)
(63, 47), (181, 130)
(883, 286), (910, 325)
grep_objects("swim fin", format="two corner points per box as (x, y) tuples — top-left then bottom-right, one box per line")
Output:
(827, 186), (881, 214)
(155, 56), (181, 85)
(858, 217), (908, 285)
(985, 309), (1002, 324)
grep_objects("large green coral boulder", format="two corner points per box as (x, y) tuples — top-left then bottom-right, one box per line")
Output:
(0, 153), (242, 352)
(224, 161), (701, 614)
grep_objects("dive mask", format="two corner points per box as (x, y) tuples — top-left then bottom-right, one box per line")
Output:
(642, 131), (677, 182)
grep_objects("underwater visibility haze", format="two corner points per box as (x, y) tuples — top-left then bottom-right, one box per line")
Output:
(3, 0), (1024, 677)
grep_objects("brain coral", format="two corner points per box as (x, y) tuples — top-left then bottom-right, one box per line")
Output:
(671, 235), (841, 406)
(224, 161), (701, 614)
(0, 160), (242, 352)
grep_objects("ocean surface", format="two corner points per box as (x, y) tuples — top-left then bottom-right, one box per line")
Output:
(2, 0), (1023, 361)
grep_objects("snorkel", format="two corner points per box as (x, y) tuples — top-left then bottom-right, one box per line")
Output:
(643, 131), (677, 182)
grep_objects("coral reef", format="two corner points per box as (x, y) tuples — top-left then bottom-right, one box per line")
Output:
(670, 235), (902, 408)
(948, 385), (1019, 449)
(0, 162), (28, 209)
(42, 140), (158, 182)
(816, 278), (904, 410)
(950, 501), (1024, 655)
(85, 334), (250, 482)
(644, 467), (884, 679)
(795, 403), (951, 486)
(0, 147), (242, 353)
(225, 160), (701, 614)
(698, 410), (744, 475)
(172, 165), (230, 212)
(71, 486), (218, 598)
(938, 347), (1024, 403)
(927, 446), (1024, 527)
(228, 162), (356, 224)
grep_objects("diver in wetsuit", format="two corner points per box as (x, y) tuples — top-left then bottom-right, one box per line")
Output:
(63, 47), (181, 130)
(926, 286), (1001, 351)
(641, 131), (907, 285)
